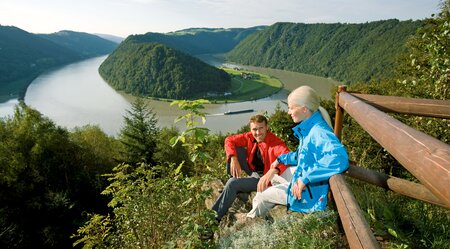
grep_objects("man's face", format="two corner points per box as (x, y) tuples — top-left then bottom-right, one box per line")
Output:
(250, 121), (268, 143)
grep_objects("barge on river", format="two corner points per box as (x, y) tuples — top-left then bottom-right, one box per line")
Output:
(224, 109), (254, 115)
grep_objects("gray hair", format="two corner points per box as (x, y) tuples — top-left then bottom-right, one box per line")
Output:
(287, 85), (332, 128)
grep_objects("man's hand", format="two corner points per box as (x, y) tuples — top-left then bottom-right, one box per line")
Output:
(270, 159), (279, 169)
(257, 168), (278, 192)
(230, 156), (242, 178)
(292, 179), (306, 200)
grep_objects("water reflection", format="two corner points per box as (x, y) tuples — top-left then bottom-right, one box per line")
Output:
(24, 56), (131, 135)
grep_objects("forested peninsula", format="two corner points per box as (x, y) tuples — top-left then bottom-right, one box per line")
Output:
(98, 38), (231, 99)
(226, 19), (423, 83)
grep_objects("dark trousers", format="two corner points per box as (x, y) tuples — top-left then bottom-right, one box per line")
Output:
(212, 147), (258, 220)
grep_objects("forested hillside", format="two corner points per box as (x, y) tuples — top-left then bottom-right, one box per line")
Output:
(128, 26), (265, 55)
(226, 19), (423, 83)
(0, 26), (81, 100)
(0, 26), (117, 102)
(99, 39), (231, 99)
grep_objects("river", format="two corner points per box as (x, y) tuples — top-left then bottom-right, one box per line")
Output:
(0, 55), (338, 136)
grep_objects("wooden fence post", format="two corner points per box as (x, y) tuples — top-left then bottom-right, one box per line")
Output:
(330, 85), (380, 249)
(334, 85), (346, 140)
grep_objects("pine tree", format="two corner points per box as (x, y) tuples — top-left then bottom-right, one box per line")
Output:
(119, 98), (159, 165)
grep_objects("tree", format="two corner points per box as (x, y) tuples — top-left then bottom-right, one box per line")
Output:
(0, 103), (108, 248)
(397, 0), (449, 100)
(152, 126), (192, 173)
(119, 98), (159, 165)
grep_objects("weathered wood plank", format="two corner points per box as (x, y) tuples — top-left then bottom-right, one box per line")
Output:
(339, 92), (450, 207)
(346, 163), (449, 209)
(351, 93), (450, 119)
(329, 175), (380, 249)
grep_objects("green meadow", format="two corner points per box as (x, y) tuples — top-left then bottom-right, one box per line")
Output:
(204, 68), (283, 103)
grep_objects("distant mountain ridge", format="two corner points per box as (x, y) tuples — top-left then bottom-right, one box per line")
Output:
(94, 33), (125, 44)
(226, 19), (423, 83)
(0, 25), (118, 101)
(128, 26), (265, 55)
(99, 38), (231, 99)
(38, 30), (118, 58)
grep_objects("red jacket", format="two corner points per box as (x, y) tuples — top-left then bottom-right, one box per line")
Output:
(224, 131), (290, 175)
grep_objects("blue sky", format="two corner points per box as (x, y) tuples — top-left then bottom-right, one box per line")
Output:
(0, 0), (443, 37)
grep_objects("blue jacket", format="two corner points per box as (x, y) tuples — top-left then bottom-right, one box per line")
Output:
(277, 111), (349, 213)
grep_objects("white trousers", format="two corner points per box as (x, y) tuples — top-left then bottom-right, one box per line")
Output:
(247, 166), (297, 218)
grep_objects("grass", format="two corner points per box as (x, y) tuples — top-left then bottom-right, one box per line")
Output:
(202, 68), (283, 103)
(217, 211), (344, 248)
(347, 178), (450, 249)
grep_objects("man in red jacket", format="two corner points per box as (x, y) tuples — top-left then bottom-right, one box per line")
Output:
(212, 114), (290, 222)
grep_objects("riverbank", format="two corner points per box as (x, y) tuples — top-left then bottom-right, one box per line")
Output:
(197, 53), (339, 100)
(121, 68), (284, 104)
(0, 75), (38, 103)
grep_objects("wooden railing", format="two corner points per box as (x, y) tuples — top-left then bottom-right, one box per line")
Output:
(330, 85), (450, 249)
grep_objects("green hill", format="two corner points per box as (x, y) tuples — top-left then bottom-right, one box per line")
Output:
(38, 30), (118, 58)
(226, 20), (423, 83)
(128, 26), (265, 55)
(0, 26), (118, 102)
(0, 25), (82, 101)
(98, 38), (231, 99)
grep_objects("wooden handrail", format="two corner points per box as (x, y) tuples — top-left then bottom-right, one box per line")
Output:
(339, 92), (450, 207)
(346, 163), (449, 209)
(351, 93), (450, 119)
(330, 175), (380, 249)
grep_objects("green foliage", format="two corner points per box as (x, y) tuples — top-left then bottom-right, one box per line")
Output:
(69, 125), (122, 200)
(0, 103), (116, 248)
(166, 97), (228, 183)
(267, 104), (296, 151)
(119, 98), (159, 165)
(73, 149), (218, 248)
(131, 26), (265, 55)
(98, 40), (231, 99)
(71, 214), (113, 249)
(349, 179), (450, 249)
(170, 99), (210, 162)
(227, 20), (423, 83)
(73, 98), (223, 249)
(396, 1), (450, 100)
(153, 126), (193, 172)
